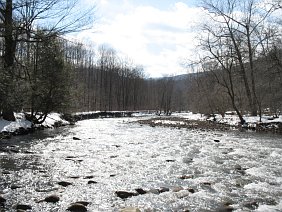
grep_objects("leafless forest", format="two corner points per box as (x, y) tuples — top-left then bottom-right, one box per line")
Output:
(0, 0), (282, 123)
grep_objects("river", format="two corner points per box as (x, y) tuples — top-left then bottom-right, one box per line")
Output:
(0, 117), (282, 211)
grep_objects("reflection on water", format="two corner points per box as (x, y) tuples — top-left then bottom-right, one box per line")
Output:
(0, 118), (282, 211)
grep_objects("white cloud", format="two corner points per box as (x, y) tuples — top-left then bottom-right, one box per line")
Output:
(74, 1), (206, 77)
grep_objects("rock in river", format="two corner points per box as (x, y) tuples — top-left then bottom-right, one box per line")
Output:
(115, 191), (138, 199)
(0, 196), (6, 205)
(67, 203), (87, 212)
(159, 187), (170, 193)
(11, 184), (22, 190)
(16, 204), (32, 210)
(135, 188), (147, 195)
(58, 181), (72, 187)
(87, 180), (97, 184)
(37, 195), (60, 203)
(45, 195), (60, 203)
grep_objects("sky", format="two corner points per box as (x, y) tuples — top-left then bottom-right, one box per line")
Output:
(74, 0), (205, 78)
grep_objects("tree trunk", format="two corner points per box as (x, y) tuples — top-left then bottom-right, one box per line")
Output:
(2, 109), (15, 121)
(2, 0), (16, 121)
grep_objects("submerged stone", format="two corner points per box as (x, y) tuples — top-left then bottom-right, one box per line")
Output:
(147, 189), (160, 194)
(120, 207), (141, 212)
(75, 201), (90, 206)
(182, 157), (193, 164)
(216, 205), (234, 212)
(172, 187), (184, 192)
(179, 175), (193, 180)
(243, 201), (259, 210)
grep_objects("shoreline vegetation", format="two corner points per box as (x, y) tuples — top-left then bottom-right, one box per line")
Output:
(137, 116), (282, 133)
(0, 111), (281, 140)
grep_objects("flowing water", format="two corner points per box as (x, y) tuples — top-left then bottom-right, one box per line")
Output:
(0, 117), (282, 212)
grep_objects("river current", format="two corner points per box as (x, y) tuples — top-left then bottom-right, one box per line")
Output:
(0, 117), (282, 211)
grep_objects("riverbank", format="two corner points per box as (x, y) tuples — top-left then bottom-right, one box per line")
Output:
(1, 111), (281, 140)
(136, 112), (282, 133)
(0, 113), (69, 139)
(0, 111), (135, 140)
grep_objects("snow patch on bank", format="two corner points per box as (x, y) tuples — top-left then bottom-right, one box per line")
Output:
(0, 112), (68, 133)
(39, 113), (69, 128)
(173, 112), (282, 127)
(153, 120), (186, 125)
(0, 113), (32, 132)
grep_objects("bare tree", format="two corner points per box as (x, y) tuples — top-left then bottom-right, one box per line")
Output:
(200, 0), (280, 117)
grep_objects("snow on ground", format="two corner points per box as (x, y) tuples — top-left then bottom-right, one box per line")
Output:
(153, 120), (186, 125)
(1, 111), (281, 134)
(172, 112), (207, 121)
(0, 113), (68, 133)
(39, 113), (69, 128)
(0, 113), (31, 132)
(172, 112), (282, 127)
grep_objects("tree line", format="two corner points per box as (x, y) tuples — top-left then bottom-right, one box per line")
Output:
(0, 0), (93, 122)
(0, 0), (179, 122)
(68, 43), (177, 114)
(184, 0), (282, 121)
(1, 0), (281, 124)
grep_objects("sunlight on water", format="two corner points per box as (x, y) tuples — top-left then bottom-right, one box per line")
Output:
(0, 118), (282, 211)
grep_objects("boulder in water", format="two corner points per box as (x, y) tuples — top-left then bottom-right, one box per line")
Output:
(172, 187), (184, 192)
(147, 189), (160, 194)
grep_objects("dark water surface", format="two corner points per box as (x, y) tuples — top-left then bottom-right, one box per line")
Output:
(0, 118), (282, 211)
